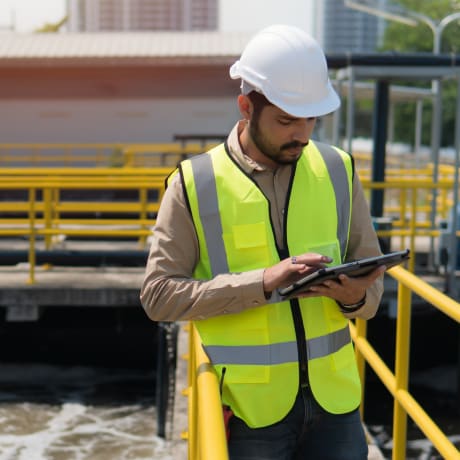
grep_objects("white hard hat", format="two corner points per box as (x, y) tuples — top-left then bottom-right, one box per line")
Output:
(230, 24), (340, 118)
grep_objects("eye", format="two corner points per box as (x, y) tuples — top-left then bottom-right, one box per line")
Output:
(278, 119), (292, 126)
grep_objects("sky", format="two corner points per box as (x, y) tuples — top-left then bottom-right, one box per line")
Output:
(0, 0), (66, 32)
(0, 0), (315, 34)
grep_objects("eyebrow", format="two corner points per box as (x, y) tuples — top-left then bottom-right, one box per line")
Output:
(279, 114), (298, 122)
(279, 115), (316, 122)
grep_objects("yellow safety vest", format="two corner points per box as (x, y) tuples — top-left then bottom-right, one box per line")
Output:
(179, 141), (361, 428)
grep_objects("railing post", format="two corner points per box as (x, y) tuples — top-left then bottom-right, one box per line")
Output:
(43, 187), (52, 250)
(188, 323), (197, 459)
(139, 187), (148, 248)
(392, 282), (412, 460)
(27, 188), (36, 285)
(354, 317), (367, 420)
(409, 190), (417, 272)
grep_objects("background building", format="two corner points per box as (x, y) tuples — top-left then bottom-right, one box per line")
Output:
(0, 32), (248, 143)
(314, 0), (388, 53)
(67, 0), (218, 32)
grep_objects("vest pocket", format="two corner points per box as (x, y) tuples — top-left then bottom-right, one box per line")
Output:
(221, 364), (270, 384)
(224, 222), (270, 267)
(306, 240), (341, 265)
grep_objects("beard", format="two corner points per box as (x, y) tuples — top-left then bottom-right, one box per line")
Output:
(249, 119), (308, 165)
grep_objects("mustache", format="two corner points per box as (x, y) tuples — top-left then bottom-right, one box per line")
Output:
(281, 140), (308, 151)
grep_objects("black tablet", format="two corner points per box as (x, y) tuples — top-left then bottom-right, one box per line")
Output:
(278, 249), (410, 297)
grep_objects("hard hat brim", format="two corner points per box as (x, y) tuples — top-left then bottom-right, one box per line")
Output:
(230, 61), (341, 118)
(266, 80), (341, 118)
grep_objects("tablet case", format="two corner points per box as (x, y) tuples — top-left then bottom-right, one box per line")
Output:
(278, 249), (410, 297)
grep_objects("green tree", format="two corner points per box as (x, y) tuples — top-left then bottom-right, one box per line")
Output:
(379, 0), (460, 147)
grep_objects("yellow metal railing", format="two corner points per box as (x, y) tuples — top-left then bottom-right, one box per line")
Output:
(360, 178), (455, 272)
(0, 170), (170, 283)
(0, 172), (453, 271)
(185, 323), (229, 460)
(183, 267), (460, 460)
(353, 265), (460, 460)
(0, 143), (218, 167)
(123, 143), (219, 167)
(0, 143), (125, 167)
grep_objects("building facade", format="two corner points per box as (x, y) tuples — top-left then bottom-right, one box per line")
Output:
(314, 0), (388, 54)
(67, 0), (218, 32)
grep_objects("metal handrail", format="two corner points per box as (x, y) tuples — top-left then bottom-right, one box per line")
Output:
(353, 265), (460, 460)
(0, 142), (216, 167)
(184, 266), (460, 459)
(186, 323), (229, 459)
(0, 176), (167, 283)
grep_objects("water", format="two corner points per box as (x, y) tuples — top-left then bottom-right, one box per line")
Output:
(0, 308), (458, 460)
(1, 364), (458, 460)
(0, 364), (175, 460)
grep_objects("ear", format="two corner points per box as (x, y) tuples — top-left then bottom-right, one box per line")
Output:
(237, 94), (253, 121)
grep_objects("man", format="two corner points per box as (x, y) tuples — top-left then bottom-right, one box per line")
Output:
(141, 24), (384, 460)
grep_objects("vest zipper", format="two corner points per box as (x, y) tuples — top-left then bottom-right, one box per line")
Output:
(290, 299), (309, 388)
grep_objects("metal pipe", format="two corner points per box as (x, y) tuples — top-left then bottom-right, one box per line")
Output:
(414, 99), (423, 167)
(346, 67), (355, 155)
(0, 249), (149, 267)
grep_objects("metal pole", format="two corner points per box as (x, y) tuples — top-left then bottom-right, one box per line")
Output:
(428, 78), (442, 268)
(388, 101), (395, 145)
(448, 76), (460, 299)
(332, 79), (343, 146)
(346, 67), (355, 155)
(428, 26), (442, 269)
(414, 99), (423, 167)
(450, 75), (460, 414)
(371, 80), (389, 217)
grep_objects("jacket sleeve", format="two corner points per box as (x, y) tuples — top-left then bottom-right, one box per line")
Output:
(342, 173), (385, 320)
(140, 174), (268, 322)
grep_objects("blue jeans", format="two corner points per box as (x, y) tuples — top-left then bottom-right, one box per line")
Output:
(227, 387), (368, 460)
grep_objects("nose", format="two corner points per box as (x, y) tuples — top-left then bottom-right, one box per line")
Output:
(293, 118), (315, 145)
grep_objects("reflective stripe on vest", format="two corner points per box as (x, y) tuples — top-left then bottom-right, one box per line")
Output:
(203, 324), (350, 365)
(317, 142), (350, 260)
(189, 142), (350, 277)
(190, 153), (229, 275)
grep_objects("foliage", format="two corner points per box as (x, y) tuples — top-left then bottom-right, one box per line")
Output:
(378, 0), (460, 147)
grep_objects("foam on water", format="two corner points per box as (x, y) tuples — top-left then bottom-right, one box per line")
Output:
(0, 364), (174, 460)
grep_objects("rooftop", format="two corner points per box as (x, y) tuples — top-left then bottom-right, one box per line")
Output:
(0, 31), (254, 67)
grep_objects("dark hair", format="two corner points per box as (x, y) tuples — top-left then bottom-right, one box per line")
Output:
(247, 91), (273, 122)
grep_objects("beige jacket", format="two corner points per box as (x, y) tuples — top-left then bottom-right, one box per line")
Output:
(140, 121), (384, 321)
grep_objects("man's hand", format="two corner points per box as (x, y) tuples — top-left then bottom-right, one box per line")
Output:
(304, 265), (386, 305)
(263, 253), (332, 295)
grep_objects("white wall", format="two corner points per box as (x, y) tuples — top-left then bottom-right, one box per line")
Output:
(0, 97), (240, 143)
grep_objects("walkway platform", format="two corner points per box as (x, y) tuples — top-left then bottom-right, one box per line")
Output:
(0, 264), (145, 320)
